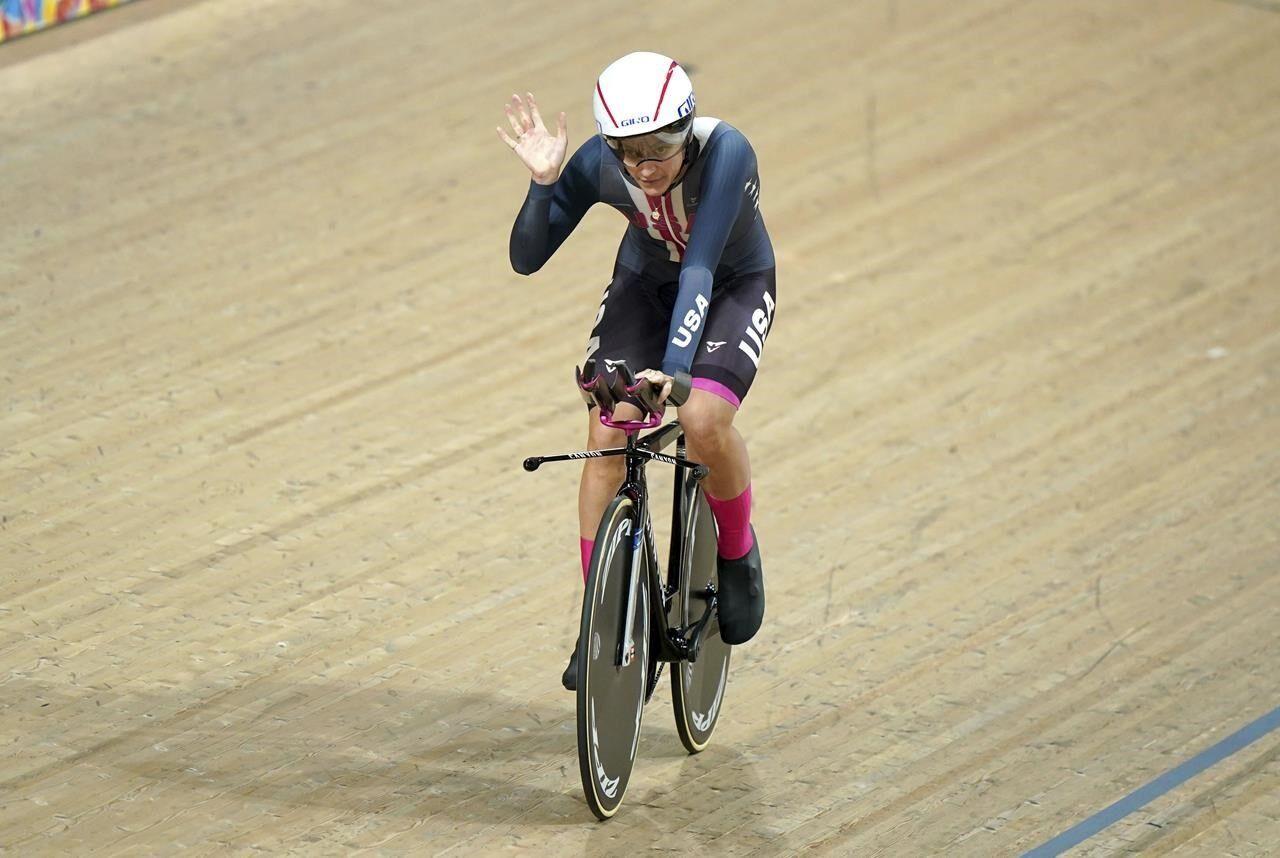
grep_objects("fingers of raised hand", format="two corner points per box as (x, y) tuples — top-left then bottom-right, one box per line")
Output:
(505, 96), (529, 137)
(514, 93), (536, 130)
(526, 92), (547, 132)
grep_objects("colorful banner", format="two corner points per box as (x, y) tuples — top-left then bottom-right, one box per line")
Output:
(1, 0), (135, 44)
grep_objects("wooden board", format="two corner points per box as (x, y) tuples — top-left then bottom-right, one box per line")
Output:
(2, 0), (1277, 853)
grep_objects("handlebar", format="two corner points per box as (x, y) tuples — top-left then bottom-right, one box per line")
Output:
(576, 361), (666, 432)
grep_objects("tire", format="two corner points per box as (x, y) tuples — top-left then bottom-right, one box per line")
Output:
(577, 495), (650, 820)
(670, 483), (731, 754)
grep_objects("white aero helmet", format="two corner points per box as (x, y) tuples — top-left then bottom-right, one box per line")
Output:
(593, 52), (696, 166)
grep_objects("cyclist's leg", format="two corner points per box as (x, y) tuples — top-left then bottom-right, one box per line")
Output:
(577, 265), (668, 578)
(679, 268), (776, 644)
(681, 267), (775, 550)
(565, 409), (638, 691)
(578, 409), (626, 579)
(677, 391), (753, 551)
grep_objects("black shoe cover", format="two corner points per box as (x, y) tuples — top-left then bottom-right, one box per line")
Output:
(562, 642), (579, 691)
(716, 527), (765, 645)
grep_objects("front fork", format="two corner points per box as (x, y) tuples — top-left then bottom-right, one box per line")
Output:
(619, 534), (640, 669)
(619, 507), (655, 668)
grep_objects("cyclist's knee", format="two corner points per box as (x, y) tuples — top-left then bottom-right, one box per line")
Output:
(586, 408), (627, 450)
(677, 390), (736, 453)
(585, 456), (624, 486)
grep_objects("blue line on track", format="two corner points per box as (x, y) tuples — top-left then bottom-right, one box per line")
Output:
(1022, 704), (1280, 857)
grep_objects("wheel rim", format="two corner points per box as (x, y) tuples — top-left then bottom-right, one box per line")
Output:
(673, 488), (731, 751)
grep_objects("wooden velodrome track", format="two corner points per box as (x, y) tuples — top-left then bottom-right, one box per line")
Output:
(2, 0), (1278, 854)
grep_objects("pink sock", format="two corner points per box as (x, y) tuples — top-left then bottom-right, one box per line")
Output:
(705, 484), (754, 560)
(580, 538), (594, 583)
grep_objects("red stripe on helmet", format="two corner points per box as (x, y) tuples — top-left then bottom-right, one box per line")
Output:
(596, 81), (619, 128)
(653, 60), (679, 118)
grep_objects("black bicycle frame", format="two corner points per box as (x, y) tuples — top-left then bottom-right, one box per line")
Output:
(523, 420), (712, 666)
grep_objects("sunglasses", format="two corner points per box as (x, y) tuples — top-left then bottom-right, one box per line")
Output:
(603, 115), (693, 167)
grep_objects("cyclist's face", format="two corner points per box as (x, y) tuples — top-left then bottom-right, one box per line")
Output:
(626, 149), (685, 196)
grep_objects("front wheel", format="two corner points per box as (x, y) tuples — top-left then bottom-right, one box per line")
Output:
(670, 483), (731, 753)
(577, 495), (650, 820)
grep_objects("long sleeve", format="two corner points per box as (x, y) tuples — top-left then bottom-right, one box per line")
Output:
(509, 140), (601, 275)
(660, 130), (756, 375)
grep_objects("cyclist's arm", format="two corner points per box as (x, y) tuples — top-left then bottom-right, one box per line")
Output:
(509, 141), (601, 275)
(660, 129), (757, 378)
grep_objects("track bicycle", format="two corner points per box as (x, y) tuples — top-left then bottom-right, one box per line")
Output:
(522, 362), (733, 819)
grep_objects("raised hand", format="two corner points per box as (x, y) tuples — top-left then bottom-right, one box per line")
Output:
(497, 92), (568, 186)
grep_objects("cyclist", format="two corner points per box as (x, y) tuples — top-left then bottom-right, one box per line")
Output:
(498, 52), (775, 689)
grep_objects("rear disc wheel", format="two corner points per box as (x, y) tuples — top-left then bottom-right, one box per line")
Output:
(670, 484), (731, 753)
